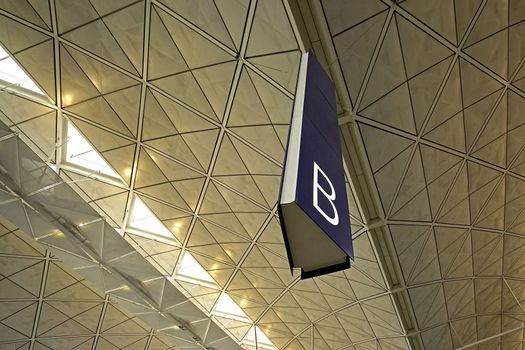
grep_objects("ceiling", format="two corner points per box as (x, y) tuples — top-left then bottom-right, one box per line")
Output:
(317, 0), (525, 349)
(0, 215), (189, 350)
(1, 0), (525, 349)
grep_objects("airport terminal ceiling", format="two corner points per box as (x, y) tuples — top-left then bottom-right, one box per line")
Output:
(0, 0), (525, 349)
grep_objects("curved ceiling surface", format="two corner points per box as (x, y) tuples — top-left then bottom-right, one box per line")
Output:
(0, 1), (524, 350)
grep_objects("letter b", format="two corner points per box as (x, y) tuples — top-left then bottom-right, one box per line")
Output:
(313, 162), (339, 226)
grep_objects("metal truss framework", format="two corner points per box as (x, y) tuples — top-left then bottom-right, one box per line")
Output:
(0, 0), (525, 349)
(0, 122), (242, 349)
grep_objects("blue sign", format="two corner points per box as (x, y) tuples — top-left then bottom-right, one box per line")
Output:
(278, 52), (353, 279)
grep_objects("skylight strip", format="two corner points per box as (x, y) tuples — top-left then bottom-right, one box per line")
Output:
(175, 253), (254, 324)
(65, 121), (124, 181)
(64, 118), (259, 346)
(175, 250), (218, 287)
(243, 325), (275, 349)
(128, 196), (176, 240)
(214, 293), (250, 322)
(0, 45), (44, 95)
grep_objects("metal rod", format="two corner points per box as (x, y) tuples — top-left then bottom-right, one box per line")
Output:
(456, 325), (525, 349)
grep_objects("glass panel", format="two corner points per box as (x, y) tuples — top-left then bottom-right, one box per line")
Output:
(177, 251), (218, 286)
(66, 121), (122, 179)
(0, 45), (44, 94)
(215, 293), (250, 322)
(243, 326), (274, 349)
(128, 196), (174, 239)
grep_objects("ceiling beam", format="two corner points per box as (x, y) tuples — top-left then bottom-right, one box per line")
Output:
(456, 324), (525, 349)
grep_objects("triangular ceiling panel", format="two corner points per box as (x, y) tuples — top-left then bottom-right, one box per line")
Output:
(465, 26), (508, 79)
(156, 5), (234, 69)
(459, 57), (504, 107)
(89, 0), (137, 16)
(192, 60), (236, 120)
(396, 14), (453, 79)
(181, 129), (220, 171)
(145, 134), (205, 171)
(245, 0), (297, 57)
(390, 146), (432, 221)
(148, 6), (188, 80)
(62, 19), (138, 74)
(0, 12), (50, 53)
(247, 50), (301, 93)
(102, 2), (145, 74)
(360, 17), (406, 109)
(214, 0), (249, 51)
(151, 70), (217, 119)
(54, 0), (99, 33)
(68, 117), (135, 184)
(1, 0), (50, 30)
(465, 0), (508, 47)
(158, 0), (236, 51)
(14, 39), (56, 100)
(454, 0), (483, 44)
(65, 44), (138, 94)
(423, 60), (462, 134)
(229, 125), (284, 162)
(407, 56), (453, 133)
(323, 0), (387, 36)
(400, 0), (457, 44)
(65, 95), (135, 137)
(334, 10), (387, 105)
(360, 82), (416, 134)
(248, 68), (294, 125)
(60, 45), (101, 106)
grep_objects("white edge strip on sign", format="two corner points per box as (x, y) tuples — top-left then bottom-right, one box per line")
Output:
(280, 52), (309, 204)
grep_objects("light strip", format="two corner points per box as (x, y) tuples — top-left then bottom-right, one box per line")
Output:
(214, 293), (250, 322)
(0, 44), (44, 95)
(2, 25), (269, 350)
(63, 111), (263, 347)
(65, 121), (124, 181)
(175, 250), (219, 287)
(128, 196), (177, 240)
(242, 325), (275, 349)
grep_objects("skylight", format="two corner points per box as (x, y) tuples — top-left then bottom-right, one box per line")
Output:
(214, 293), (250, 322)
(61, 106), (265, 349)
(176, 251), (218, 287)
(243, 326), (275, 350)
(128, 196), (174, 239)
(0, 45), (43, 94)
(65, 121), (121, 179)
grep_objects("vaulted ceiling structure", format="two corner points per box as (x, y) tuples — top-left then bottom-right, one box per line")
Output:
(0, 1), (525, 350)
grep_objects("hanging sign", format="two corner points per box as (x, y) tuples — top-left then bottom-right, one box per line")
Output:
(278, 52), (353, 279)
